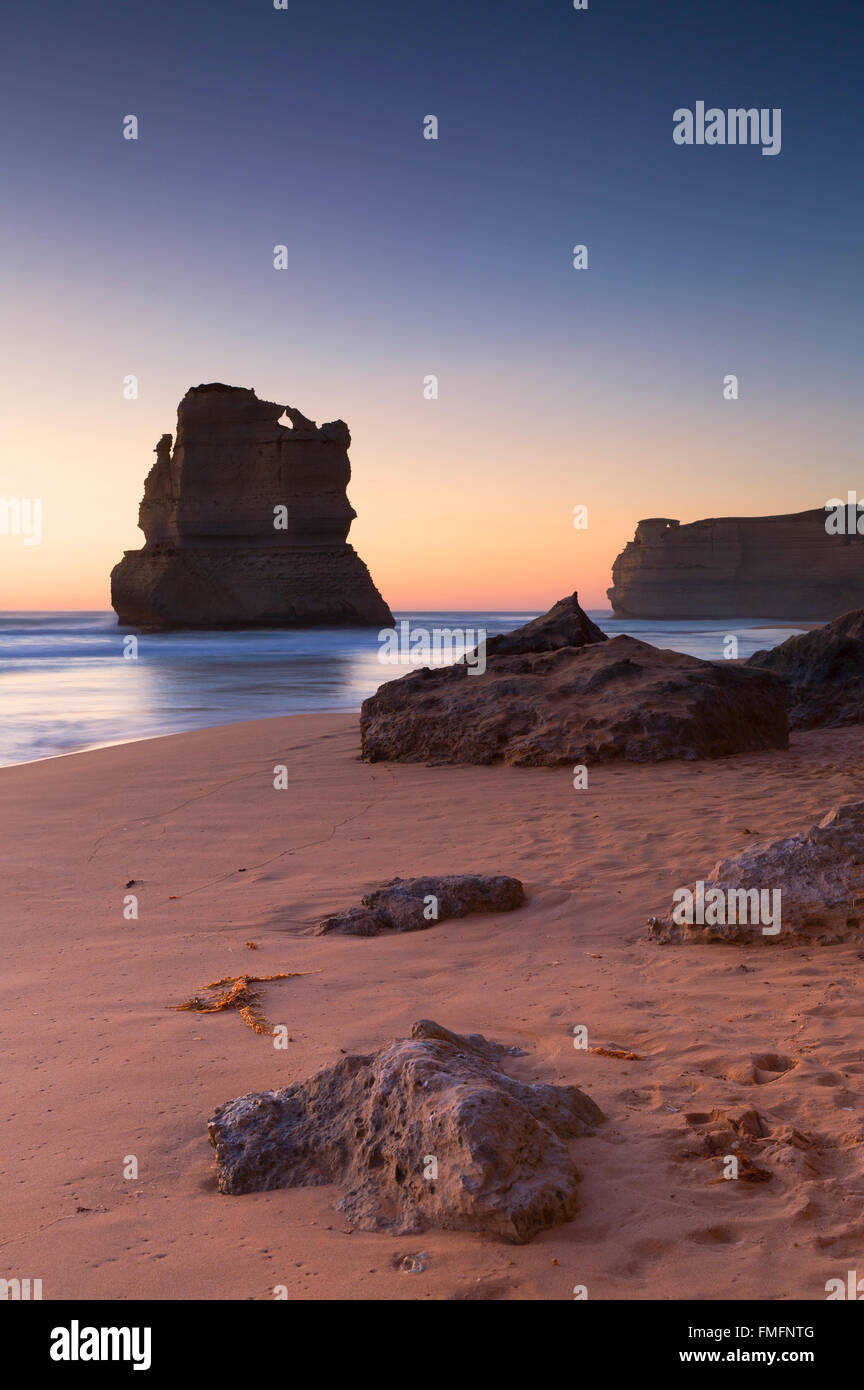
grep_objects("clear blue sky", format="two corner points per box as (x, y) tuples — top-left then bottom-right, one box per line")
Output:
(1, 0), (861, 608)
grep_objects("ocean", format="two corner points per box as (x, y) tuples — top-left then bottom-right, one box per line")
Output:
(0, 611), (807, 768)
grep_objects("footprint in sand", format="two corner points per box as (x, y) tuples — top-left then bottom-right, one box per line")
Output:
(618, 1087), (653, 1108)
(627, 1237), (676, 1270)
(726, 1052), (797, 1086)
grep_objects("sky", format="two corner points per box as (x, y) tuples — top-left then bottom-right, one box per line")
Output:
(1, 0), (861, 611)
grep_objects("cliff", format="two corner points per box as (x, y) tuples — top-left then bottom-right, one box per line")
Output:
(111, 384), (393, 629)
(608, 510), (864, 619)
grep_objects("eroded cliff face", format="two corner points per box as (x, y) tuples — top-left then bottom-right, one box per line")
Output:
(111, 384), (393, 629)
(607, 510), (864, 620)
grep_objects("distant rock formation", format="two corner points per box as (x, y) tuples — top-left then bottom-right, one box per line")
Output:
(747, 609), (864, 729)
(314, 874), (526, 936)
(208, 1019), (603, 1242)
(360, 594), (788, 765)
(608, 510), (864, 619)
(111, 383), (393, 629)
(648, 801), (864, 945)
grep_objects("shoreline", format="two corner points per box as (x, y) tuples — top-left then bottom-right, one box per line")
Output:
(0, 712), (339, 773)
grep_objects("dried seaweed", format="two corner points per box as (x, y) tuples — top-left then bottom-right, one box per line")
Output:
(173, 971), (314, 1035)
(587, 1045), (644, 1061)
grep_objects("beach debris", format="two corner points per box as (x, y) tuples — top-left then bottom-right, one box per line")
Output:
(648, 800), (864, 945)
(707, 1156), (772, 1185)
(313, 874), (525, 937)
(392, 1251), (428, 1274)
(360, 595), (787, 766)
(208, 1019), (603, 1243)
(587, 1045), (644, 1061)
(173, 971), (314, 1035)
(747, 608), (864, 729)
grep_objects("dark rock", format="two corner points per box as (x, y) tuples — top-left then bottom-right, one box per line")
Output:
(648, 800), (864, 945)
(747, 609), (864, 728)
(481, 593), (607, 657)
(313, 874), (525, 936)
(360, 597), (788, 764)
(207, 1019), (603, 1243)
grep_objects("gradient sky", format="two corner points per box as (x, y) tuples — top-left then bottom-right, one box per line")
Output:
(1, 0), (861, 611)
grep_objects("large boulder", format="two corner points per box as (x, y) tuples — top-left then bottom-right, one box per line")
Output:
(648, 800), (864, 945)
(360, 597), (788, 765)
(314, 874), (525, 936)
(747, 609), (864, 728)
(208, 1019), (603, 1243)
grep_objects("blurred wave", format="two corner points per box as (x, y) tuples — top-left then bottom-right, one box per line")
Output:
(0, 610), (806, 767)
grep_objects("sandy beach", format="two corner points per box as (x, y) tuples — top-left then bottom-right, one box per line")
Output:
(3, 712), (863, 1301)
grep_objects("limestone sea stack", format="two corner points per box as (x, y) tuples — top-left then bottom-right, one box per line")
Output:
(110, 384), (393, 629)
(608, 510), (864, 620)
(360, 593), (788, 765)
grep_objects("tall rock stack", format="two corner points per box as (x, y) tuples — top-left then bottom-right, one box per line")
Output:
(111, 384), (393, 629)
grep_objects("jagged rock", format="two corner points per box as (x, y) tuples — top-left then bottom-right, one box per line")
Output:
(207, 1019), (603, 1243)
(648, 801), (864, 945)
(360, 597), (788, 764)
(608, 510), (864, 619)
(313, 874), (526, 936)
(111, 383), (392, 629)
(480, 593), (607, 656)
(747, 610), (864, 728)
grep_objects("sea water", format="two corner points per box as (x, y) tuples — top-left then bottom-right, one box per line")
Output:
(0, 611), (807, 768)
